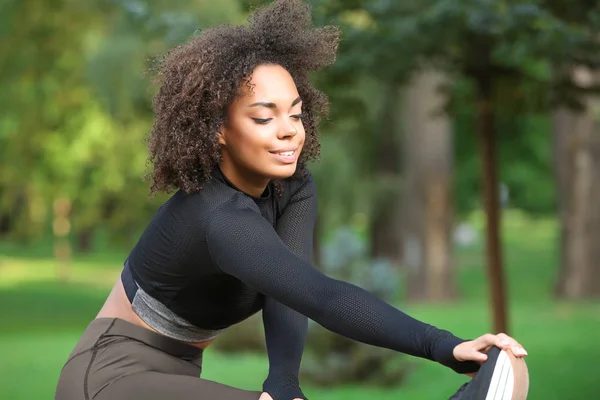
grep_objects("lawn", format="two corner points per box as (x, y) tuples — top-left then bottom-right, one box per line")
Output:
(1, 214), (599, 399)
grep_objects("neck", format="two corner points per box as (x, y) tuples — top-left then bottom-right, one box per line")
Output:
(218, 162), (269, 198)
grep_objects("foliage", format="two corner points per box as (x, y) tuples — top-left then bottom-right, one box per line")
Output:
(0, 0), (242, 247)
(452, 82), (556, 215)
(310, 0), (600, 218)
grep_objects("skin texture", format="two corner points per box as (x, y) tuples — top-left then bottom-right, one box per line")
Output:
(218, 64), (306, 197)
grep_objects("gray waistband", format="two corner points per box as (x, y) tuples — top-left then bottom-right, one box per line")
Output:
(131, 286), (227, 343)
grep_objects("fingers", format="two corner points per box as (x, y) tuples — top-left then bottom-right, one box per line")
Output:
(477, 332), (528, 357)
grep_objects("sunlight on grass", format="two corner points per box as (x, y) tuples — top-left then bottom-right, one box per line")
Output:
(464, 209), (558, 251)
(0, 256), (119, 289)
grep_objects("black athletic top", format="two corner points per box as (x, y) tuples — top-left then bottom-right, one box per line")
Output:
(122, 166), (479, 400)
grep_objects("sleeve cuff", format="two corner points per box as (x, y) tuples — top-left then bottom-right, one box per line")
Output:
(432, 334), (481, 374)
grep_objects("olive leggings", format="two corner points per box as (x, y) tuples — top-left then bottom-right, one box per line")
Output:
(55, 318), (261, 400)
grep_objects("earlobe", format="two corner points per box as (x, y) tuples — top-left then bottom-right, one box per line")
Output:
(217, 129), (226, 146)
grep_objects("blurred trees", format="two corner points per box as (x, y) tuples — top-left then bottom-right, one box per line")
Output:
(0, 0), (98, 241)
(1, 0), (600, 302)
(314, 0), (600, 330)
(553, 68), (600, 298)
(547, 3), (600, 299)
(309, 3), (460, 302)
(0, 0), (242, 253)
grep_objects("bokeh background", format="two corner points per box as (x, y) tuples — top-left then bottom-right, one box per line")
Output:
(1, 0), (600, 399)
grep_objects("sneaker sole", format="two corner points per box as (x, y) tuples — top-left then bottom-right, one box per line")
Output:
(485, 348), (529, 400)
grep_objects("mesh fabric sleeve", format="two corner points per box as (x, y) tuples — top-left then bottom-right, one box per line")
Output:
(262, 178), (317, 400)
(206, 199), (480, 376)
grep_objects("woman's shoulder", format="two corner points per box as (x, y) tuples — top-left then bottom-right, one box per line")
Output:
(167, 180), (260, 220)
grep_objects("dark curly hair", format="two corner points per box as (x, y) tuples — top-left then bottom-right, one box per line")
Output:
(146, 0), (340, 195)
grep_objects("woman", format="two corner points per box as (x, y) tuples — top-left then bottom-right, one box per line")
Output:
(55, 1), (529, 399)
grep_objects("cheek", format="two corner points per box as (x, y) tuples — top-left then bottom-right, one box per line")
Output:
(232, 122), (273, 154)
(298, 127), (307, 147)
(246, 127), (275, 153)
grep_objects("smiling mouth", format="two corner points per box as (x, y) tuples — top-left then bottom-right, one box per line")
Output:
(268, 148), (298, 164)
(269, 149), (297, 156)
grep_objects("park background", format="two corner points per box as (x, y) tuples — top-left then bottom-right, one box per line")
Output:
(1, 0), (599, 399)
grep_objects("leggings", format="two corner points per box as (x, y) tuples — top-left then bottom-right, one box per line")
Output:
(55, 318), (261, 400)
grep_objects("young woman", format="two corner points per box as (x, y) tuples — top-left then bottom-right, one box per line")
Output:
(55, 1), (529, 399)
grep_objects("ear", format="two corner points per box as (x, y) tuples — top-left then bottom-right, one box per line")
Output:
(217, 126), (227, 146)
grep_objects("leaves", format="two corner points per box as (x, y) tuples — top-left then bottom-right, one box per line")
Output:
(0, 0), (242, 244)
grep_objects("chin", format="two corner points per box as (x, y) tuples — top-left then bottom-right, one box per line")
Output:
(268, 163), (298, 180)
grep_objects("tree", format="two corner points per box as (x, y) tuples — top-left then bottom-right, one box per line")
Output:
(542, 2), (600, 299)
(0, 0), (101, 242)
(401, 70), (457, 301)
(553, 68), (600, 298)
(316, 0), (600, 332)
(0, 0), (244, 253)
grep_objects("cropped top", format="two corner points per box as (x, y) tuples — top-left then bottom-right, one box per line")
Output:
(121, 166), (479, 400)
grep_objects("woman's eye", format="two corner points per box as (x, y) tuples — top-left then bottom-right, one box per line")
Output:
(252, 118), (272, 124)
(291, 113), (305, 121)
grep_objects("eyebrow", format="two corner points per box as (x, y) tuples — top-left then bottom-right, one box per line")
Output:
(248, 96), (302, 109)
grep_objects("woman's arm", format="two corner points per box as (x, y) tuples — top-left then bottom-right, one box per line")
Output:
(262, 176), (317, 400)
(206, 200), (479, 375)
(262, 298), (307, 400)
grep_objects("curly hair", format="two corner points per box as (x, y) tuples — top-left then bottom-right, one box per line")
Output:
(146, 0), (340, 195)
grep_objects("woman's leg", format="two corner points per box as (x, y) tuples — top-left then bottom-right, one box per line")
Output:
(55, 318), (261, 400)
(94, 371), (261, 400)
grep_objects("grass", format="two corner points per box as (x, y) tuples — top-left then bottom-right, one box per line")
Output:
(1, 213), (599, 399)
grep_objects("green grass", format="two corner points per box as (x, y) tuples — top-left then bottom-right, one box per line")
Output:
(1, 214), (599, 399)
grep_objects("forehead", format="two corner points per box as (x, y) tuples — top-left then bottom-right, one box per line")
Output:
(239, 64), (299, 103)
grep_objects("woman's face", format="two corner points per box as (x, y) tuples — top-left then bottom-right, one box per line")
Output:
(218, 64), (305, 196)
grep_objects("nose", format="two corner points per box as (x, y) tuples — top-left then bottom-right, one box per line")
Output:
(278, 123), (297, 139)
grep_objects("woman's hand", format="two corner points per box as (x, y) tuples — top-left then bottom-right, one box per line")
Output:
(453, 333), (528, 377)
(258, 392), (303, 400)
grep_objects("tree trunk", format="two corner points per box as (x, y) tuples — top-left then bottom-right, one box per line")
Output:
(53, 197), (72, 283)
(476, 71), (508, 334)
(76, 229), (95, 252)
(401, 70), (457, 302)
(553, 67), (600, 299)
(0, 212), (10, 236)
(369, 83), (403, 265)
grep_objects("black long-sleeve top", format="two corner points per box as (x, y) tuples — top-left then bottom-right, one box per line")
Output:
(124, 167), (479, 400)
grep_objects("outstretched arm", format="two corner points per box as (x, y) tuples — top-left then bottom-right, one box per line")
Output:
(207, 200), (479, 376)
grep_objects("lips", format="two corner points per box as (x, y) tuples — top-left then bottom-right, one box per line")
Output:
(269, 148), (298, 164)
(269, 148), (298, 155)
